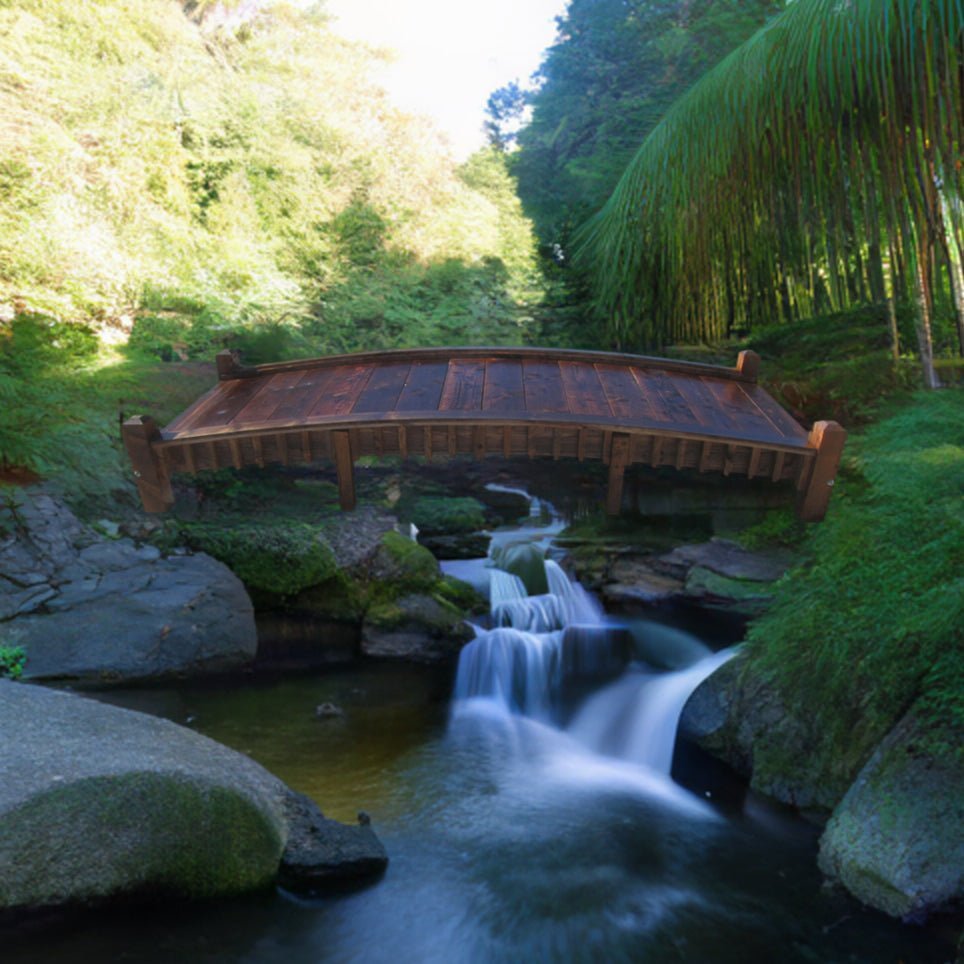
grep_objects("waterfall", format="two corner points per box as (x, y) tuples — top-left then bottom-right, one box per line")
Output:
(452, 545), (730, 780)
(567, 648), (734, 774)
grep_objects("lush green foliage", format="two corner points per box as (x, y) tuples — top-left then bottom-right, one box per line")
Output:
(746, 390), (964, 786)
(504, 0), (781, 249)
(494, 0), (780, 346)
(580, 0), (964, 355)
(0, 645), (26, 680)
(178, 521), (338, 597)
(404, 497), (487, 536)
(0, 1), (541, 349)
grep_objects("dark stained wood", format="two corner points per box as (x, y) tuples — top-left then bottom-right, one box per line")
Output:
(439, 359), (485, 411)
(232, 370), (308, 427)
(523, 361), (569, 414)
(308, 364), (372, 417)
(396, 361), (449, 412)
(700, 377), (789, 443)
(738, 382), (810, 440)
(633, 368), (702, 428)
(798, 421), (847, 521)
(333, 430), (355, 510)
(737, 350), (761, 380)
(122, 416), (173, 513)
(352, 362), (411, 414)
(483, 359), (525, 412)
(128, 346), (842, 521)
(559, 362), (611, 417)
(595, 365), (656, 421)
(606, 433), (631, 515)
(170, 375), (265, 433)
(270, 369), (335, 424)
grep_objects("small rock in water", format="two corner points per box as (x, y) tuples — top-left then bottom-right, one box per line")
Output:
(314, 702), (344, 719)
(358, 811), (371, 826)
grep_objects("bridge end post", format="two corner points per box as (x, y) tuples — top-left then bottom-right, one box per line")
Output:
(797, 421), (847, 522)
(605, 433), (632, 515)
(332, 430), (356, 511)
(216, 350), (245, 380)
(122, 416), (174, 513)
(736, 350), (761, 381)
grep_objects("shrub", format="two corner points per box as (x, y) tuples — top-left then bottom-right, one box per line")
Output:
(0, 646), (26, 680)
(179, 522), (338, 597)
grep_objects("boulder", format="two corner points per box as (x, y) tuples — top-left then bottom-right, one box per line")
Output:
(279, 791), (387, 893)
(659, 538), (793, 582)
(362, 594), (474, 663)
(0, 681), (388, 913)
(0, 680), (286, 910)
(818, 709), (964, 919)
(0, 489), (256, 681)
(679, 652), (841, 813)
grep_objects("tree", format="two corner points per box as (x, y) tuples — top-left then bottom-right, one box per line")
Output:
(578, 0), (963, 379)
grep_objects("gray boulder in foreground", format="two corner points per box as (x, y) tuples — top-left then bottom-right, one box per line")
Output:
(818, 708), (964, 919)
(279, 791), (388, 893)
(0, 681), (387, 913)
(0, 489), (256, 681)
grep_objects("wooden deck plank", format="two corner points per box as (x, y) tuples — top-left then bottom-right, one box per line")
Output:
(439, 359), (485, 411)
(483, 359), (525, 413)
(738, 382), (809, 441)
(352, 362), (411, 414)
(395, 361), (449, 413)
(269, 368), (337, 424)
(175, 377), (267, 433)
(700, 376), (791, 444)
(231, 370), (311, 427)
(633, 368), (704, 429)
(523, 360), (569, 414)
(559, 361), (611, 417)
(307, 364), (373, 417)
(595, 364), (657, 421)
(669, 373), (743, 435)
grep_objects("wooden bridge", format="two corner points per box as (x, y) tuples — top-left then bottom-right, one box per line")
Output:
(122, 347), (846, 521)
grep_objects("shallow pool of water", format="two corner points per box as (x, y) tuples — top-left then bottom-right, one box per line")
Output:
(7, 660), (957, 964)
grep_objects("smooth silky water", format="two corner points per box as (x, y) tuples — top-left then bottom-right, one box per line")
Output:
(8, 493), (957, 963)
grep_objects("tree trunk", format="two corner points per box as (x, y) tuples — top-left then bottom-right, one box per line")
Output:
(913, 233), (941, 389)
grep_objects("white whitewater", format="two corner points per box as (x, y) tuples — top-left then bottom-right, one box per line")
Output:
(452, 516), (733, 784)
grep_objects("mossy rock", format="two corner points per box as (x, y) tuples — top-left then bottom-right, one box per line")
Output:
(491, 542), (548, 595)
(433, 575), (487, 616)
(818, 708), (964, 918)
(179, 522), (338, 597)
(683, 566), (774, 613)
(362, 593), (474, 662)
(368, 531), (440, 594)
(405, 497), (486, 536)
(293, 575), (367, 623)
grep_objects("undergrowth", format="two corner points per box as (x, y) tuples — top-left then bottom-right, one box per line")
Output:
(746, 389), (964, 781)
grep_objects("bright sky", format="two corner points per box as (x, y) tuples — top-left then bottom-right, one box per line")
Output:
(325, 0), (567, 159)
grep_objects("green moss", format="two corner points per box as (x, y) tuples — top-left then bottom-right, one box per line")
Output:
(0, 773), (283, 907)
(179, 522), (338, 597)
(378, 531), (440, 593)
(433, 575), (487, 615)
(404, 497), (486, 536)
(744, 390), (964, 799)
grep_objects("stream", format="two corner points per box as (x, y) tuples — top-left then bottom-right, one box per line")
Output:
(9, 490), (955, 963)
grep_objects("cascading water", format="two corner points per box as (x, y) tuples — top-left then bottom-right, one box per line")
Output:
(451, 495), (734, 793)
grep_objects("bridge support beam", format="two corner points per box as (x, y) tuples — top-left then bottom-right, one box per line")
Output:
(122, 416), (173, 513)
(797, 421), (847, 522)
(332, 430), (356, 511)
(606, 433), (632, 515)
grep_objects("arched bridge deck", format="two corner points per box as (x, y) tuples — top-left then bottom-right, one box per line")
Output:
(122, 347), (846, 521)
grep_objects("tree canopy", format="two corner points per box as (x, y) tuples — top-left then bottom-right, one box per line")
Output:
(577, 0), (964, 369)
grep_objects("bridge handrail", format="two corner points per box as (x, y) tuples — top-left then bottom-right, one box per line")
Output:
(215, 346), (761, 384)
